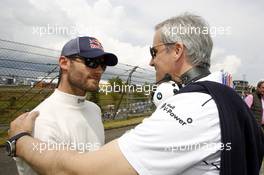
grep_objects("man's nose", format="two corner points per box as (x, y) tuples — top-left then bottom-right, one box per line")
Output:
(97, 65), (105, 73)
(90, 65), (104, 74)
(149, 58), (154, 67)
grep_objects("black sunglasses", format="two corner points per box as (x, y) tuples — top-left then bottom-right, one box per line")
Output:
(67, 55), (107, 70)
(149, 42), (176, 59)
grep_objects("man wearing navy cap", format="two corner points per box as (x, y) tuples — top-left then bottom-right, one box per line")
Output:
(7, 14), (263, 175)
(14, 36), (118, 175)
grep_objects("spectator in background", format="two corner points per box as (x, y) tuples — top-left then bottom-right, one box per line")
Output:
(245, 80), (264, 128)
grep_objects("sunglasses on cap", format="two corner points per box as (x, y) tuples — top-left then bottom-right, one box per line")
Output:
(66, 54), (107, 70)
(149, 42), (176, 59)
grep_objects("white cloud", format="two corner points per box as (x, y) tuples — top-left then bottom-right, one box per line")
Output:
(101, 37), (150, 67)
(0, 0), (263, 84)
(211, 55), (242, 75)
(47, 0), (150, 66)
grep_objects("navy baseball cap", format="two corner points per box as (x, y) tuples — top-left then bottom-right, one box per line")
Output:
(61, 36), (118, 66)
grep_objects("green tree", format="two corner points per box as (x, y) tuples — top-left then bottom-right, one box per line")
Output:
(108, 76), (123, 89)
(107, 76), (124, 106)
(88, 91), (100, 107)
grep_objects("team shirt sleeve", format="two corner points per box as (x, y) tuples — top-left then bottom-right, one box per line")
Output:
(118, 92), (221, 175)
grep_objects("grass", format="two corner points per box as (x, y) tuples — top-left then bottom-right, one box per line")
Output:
(0, 116), (147, 145)
(103, 116), (146, 130)
(0, 85), (152, 145)
(0, 132), (7, 146)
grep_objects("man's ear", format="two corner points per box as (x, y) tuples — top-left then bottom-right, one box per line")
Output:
(171, 43), (185, 62)
(59, 56), (69, 71)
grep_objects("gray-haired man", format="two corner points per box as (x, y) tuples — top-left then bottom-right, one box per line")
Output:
(7, 13), (264, 175)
